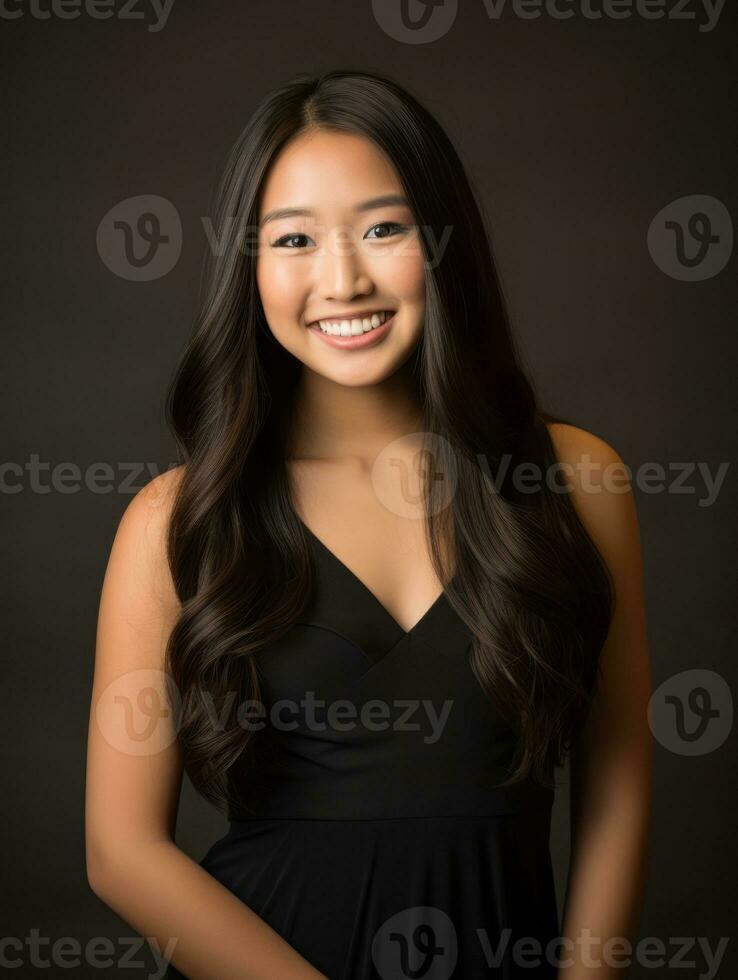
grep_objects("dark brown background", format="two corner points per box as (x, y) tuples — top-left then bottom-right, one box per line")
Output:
(2, 1), (736, 977)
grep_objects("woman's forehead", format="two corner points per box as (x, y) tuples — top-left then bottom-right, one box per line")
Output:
(259, 131), (404, 218)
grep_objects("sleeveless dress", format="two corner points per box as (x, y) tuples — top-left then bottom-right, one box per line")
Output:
(167, 521), (560, 979)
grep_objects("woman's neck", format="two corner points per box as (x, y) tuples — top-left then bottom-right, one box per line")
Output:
(286, 364), (424, 463)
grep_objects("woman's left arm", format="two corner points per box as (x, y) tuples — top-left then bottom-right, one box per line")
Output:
(550, 424), (654, 979)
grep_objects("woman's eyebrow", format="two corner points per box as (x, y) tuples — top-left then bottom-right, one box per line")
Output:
(260, 194), (410, 227)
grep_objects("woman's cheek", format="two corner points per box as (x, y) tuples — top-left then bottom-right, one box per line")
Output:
(257, 258), (304, 320)
(384, 256), (426, 305)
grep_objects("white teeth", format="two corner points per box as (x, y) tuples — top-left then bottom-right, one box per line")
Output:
(315, 310), (393, 335)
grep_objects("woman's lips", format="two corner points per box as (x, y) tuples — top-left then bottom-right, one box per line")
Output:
(307, 313), (396, 350)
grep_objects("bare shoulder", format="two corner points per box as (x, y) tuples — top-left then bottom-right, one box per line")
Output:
(545, 421), (623, 473)
(119, 463), (185, 536)
(543, 422), (640, 575)
(118, 465), (184, 550)
(102, 464), (186, 636)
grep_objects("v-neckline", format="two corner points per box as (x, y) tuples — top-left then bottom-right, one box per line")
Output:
(297, 516), (452, 640)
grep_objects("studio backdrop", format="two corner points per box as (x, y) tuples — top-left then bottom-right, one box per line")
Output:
(2, 1), (735, 978)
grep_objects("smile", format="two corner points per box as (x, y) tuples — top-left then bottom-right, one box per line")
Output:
(310, 310), (395, 336)
(307, 310), (396, 350)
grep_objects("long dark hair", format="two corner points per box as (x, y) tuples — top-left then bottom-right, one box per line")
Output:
(164, 69), (613, 814)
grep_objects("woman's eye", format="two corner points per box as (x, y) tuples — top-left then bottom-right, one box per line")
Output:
(273, 233), (314, 248)
(273, 223), (407, 249)
(365, 222), (406, 240)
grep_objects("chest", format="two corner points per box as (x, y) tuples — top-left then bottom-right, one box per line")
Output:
(288, 458), (453, 634)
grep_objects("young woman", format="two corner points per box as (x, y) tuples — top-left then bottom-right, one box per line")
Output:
(86, 70), (653, 979)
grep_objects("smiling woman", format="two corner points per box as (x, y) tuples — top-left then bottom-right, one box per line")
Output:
(255, 131), (426, 374)
(86, 69), (652, 980)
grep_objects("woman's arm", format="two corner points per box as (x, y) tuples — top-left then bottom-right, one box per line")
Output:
(549, 424), (653, 979)
(85, 469), (329, 980)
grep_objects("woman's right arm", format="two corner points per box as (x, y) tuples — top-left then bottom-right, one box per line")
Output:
(84, 468), (329, 980)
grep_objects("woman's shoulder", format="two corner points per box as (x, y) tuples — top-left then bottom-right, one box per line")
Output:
(106, 464), (186, 612)
(541, 420), (638, 561)
(543, 420), (624, 472)
(121, 464), (185, 532)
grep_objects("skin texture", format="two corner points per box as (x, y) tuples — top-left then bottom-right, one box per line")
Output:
(85, 129), (652, 979)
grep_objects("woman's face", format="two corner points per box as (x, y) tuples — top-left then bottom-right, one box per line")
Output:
(256, 129), (426, 386)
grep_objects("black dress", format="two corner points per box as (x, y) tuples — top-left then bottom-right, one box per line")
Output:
(167, 521), (560, 979)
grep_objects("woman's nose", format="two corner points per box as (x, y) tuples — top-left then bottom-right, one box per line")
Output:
(316, 227), (372, 299)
